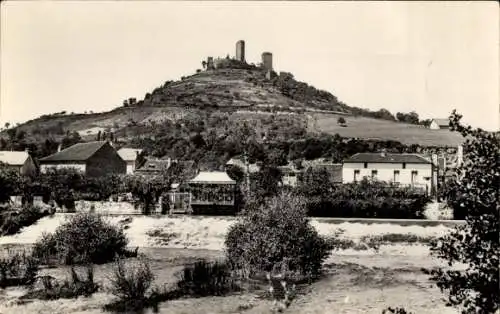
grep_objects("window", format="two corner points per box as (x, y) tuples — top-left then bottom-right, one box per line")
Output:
(354, 170), (360, 182)
(371, 170), (378, 180)
(402, 163), (406, 169)
(411, 170), (418, 184)
(364, 162), (368, 169)
(393, 170), (400, 183)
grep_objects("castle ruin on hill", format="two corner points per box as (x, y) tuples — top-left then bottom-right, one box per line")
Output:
(204, 40), (274, 73)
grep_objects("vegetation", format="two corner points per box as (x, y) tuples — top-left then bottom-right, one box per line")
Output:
(31, 213), (135, 265)
(24, 266), (98, 300)
(177, 259), (239, 297)
(297, 177), (430, 219)
(225, 192), (331, 278)
(109, 258), (155, 302)
(429, 111), (499, 313)
(0, 163), (19, 203)
(0, 205), (53, 236)
(0, 252), (39, 288)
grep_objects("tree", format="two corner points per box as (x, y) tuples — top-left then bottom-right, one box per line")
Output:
(123, 99), (129, 107)
(0, 163), (20, 203)
(337, 117), (346, 125)
(202, 60), (207, 69)
(4, 122), (10, 129)
(429, 110), (499, 314)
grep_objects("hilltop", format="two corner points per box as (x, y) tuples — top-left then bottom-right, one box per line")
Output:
(0, 64), (462, 162)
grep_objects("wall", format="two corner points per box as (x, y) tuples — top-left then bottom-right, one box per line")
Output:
(73, 200), (138, 214)
(342, 162), (433, 190)
(86, 143), (127, 177)
(126, 163), (135, 174)
(40, 163), (86, 173)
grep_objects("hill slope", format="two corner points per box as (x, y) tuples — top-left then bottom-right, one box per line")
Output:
(2, 67), (463, 147)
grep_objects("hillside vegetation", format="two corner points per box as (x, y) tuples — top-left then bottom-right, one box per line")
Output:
(1, 66), (464, 163)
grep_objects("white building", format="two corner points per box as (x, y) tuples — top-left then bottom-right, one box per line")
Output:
(429, 119), (450, 130)
(342, 152), (433, 193)
(0, 151), (37, 176)
(117, 148), (144, 174)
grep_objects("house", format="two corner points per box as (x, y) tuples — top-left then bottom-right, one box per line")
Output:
(117, 148), (145, 174)
(429, 119), (450, 130)
(0, 151), (38, 176)
(225, 156), (261, 173)
(39, 141), (126, 177)
(278, 164), (303, 187)
(135, 158), (176, 176)
(187, 171), (237, 215)
(342, 152), (433, 193)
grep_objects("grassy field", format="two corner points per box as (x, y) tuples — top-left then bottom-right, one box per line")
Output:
(314, 113), (465, 146)
(0, 215), (462, 314)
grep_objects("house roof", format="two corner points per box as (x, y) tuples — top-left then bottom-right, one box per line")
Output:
(344, 153), (432, 164)
(226, 157), (261, 173)
(432, 119), (450, 127)
(189, 171), (236, 184)
(39, 141), (109, 162)
(117, 148), (143, 162)
(136, 158), (173, 173)
(0, 151), (30, 166)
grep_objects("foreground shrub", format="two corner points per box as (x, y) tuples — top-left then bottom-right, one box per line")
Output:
(177, 259), (239, 297)
(225, 192), (331, 278)
(0, 205), (53, 236)
(25, 266), (98, 300)
(429, 112), (499, 313)
(109, 258), (155, 301)
(32, 213), (134, 265)
(0, 252), (39, 288)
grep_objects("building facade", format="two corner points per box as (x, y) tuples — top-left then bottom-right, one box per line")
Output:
(262, 52), (273, 71)
(117, 148), (144, 174)
(342, 153), (433, 193)
(39, 141), (126, 177)
(0, 151), (38, 176)
(188, 171), (237, 215)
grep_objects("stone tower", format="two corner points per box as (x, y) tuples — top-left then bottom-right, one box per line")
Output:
(206, 56), (215, 70)
(262, 52), (273, 71)
(236, 40), (245, 62)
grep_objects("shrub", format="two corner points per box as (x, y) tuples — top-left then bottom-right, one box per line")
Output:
(225, 192), (331, 278)
(0, 205), (52, 236)
(109, 258), (155, 302)
(0, 252), (39, 288)
(25, 265), (99, 300)
(176, 259), (238, 297)
(382, 307), (413, 314)
(32, 213), (133, 265)
(429, 112), (499, 313)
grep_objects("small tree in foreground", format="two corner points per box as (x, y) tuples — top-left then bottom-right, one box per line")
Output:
(225, 192), (331, 278)
(429, 111), (499, 314)
(32, 213), (132, 265)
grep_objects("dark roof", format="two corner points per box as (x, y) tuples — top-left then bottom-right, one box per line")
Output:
(39, 141), (108, 162)
(136, 159), (173, 173)
(344, 153), (431, 164)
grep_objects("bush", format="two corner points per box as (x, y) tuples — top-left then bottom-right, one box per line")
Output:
(382, 307), (413, 314)
(32, 213), (134, 265)
(0, 205), (53, 236)
(225, 192), (331, 278)
(109, 258), (155, 302)
(0, 252), (39, 288)
(25, 266), (98, 300)
(176, 259), (239, 297)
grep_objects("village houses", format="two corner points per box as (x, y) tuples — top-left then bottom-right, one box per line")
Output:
(117, 148), (145, 174)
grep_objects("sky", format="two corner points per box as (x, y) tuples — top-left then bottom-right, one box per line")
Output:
(1, 1), (498, 130)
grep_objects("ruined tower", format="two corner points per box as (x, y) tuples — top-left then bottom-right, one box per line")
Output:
(206, 56), (215, 70)
(236, 40), (245, 62)
(261, 52), (273, 71)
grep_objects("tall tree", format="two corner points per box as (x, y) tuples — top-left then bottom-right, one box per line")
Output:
(429, 110), (499, 313)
